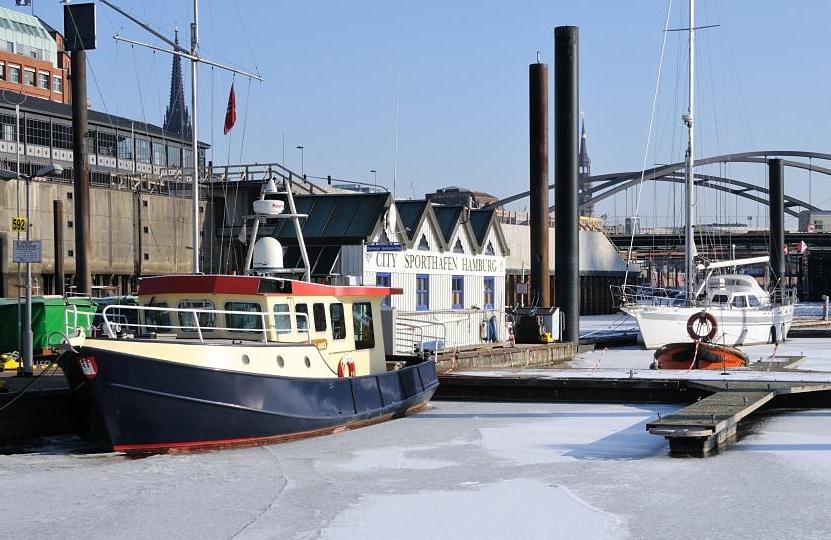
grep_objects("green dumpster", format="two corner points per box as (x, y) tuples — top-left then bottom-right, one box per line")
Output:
(0, 296), (96, 354)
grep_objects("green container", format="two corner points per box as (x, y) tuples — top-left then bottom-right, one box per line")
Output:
(0, 296), (96, 354)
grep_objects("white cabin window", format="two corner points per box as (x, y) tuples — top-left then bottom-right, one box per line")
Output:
(330, 303), (347, 340)
(273, 303), (291, 333)
(732, 295), (748, 308)
(711, 294), (729, 304)
(353, 302), (375, 350)
(295, 303), (309, 331)
(178, 300), (215, 332)
(143, 302), (170, 332)
(224, 301), (263, 332)
(748, 296), (761, 307)
(313, 303), (327, 332)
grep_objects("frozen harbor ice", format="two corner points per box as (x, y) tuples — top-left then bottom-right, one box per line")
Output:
(3, 399), (831, 540)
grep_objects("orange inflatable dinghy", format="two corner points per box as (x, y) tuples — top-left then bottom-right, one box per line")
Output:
(654, 341), (748, 370)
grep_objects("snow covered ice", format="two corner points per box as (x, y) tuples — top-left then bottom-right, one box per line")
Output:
(3, 398), (831, 539)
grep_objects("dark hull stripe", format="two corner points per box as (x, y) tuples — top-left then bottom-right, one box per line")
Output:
(109, 382), (344, 421)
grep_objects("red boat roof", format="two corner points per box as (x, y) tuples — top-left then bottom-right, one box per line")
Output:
(137, 275), (403, 298)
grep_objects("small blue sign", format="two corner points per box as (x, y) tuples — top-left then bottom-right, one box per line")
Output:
(367, 242), (404, 252)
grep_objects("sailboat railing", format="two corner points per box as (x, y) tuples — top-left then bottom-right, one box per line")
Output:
(611, 284), (687, 308)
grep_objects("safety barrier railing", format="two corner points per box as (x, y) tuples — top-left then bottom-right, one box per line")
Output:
(101, 304), (311, 345)
(394, 309), (503, 356)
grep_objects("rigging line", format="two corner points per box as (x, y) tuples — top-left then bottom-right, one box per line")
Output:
(232, 0), (261, 74)
(623, 0), (674, 288)
(229, 77), (254, 272)
(219, 74), (237, 272)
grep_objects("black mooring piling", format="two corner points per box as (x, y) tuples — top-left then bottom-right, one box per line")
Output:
(529, 61), (550, 308)
(768, 158), (785, 290)
(554, 26), (579, 342)
(71, 48), (91, 295)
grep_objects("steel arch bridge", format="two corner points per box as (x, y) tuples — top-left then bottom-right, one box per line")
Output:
(490, 150), (831, 216)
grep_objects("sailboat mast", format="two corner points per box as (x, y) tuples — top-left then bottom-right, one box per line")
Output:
(684, 0), (696, 301)
(191, 0), (201, 274)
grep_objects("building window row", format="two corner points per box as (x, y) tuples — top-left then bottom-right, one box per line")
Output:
(0, 18), (49, 39)
(0, 60), (61, 94)
(0, 113), (193, 167)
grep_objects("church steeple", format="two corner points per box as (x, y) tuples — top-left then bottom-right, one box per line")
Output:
(578, 117), (594, 217)
(163, 27), (192, 139)
(579, 118), (590, 177)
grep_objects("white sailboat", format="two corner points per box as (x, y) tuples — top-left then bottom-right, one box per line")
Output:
(618, 0), (795, 349)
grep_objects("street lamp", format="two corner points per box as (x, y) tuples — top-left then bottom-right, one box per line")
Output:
(370, 169), (377, 190)
(0, 163), (64, 376)
(296, 145), (304, 177)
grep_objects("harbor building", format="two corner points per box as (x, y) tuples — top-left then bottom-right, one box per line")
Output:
(0, 7), (71, 105)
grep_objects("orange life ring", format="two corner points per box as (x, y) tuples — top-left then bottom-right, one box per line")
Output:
(687, 311), (718, 341)
(337, 358), (356, 378)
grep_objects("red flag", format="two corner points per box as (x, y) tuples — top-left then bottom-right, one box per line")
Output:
(223, 83), (236, 135)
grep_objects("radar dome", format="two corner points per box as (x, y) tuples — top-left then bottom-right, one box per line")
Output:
(252, 237), (284, 271)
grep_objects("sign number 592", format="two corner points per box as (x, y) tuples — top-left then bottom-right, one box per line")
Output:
(11, 217), (26, 232)
(12, 216), (26, 231)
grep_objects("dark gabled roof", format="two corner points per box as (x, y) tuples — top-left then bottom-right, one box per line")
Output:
(468, 208), (495, 246)
(432, 206), (465, 243)
(395, 200), (429, 241)
(270, 192), (389, 244)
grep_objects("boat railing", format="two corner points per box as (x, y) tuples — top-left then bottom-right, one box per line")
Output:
(611, 284), (688, 308)
(771, 287), (798, 306)
(100, 304), (313, 345)
(64, 304), (95, 335)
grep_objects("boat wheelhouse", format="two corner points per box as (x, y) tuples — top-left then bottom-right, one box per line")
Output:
(59, 274), (438, 453)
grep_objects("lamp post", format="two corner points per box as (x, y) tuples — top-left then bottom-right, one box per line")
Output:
(370, 169), (377, 190)
(296, 145), (304, 177)
(0, 163), (64, 376)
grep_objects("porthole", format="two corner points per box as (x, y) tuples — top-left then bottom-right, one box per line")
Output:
(276, 355), (285, 368)
(304, 356), (311, 368)
(242, 354), (251, 365)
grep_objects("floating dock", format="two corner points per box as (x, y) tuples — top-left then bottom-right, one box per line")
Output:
(436, 357), (831, 457)
(645, 380), (831, 456)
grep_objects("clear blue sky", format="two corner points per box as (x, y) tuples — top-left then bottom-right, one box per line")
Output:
(30, 1), (831, 228)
